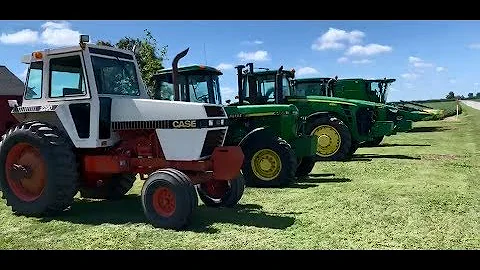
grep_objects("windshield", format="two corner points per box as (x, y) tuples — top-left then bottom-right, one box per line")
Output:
(369, 81), (392, 103)
(91, 56), (140, 96)
(153, 72), (221, 104)
(293, 82), (324, 96)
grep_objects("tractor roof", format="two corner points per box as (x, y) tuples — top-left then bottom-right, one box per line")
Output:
(21, 44), (136, 64)
(156, 65), (223, 76)
(294, 77), (335, 83)
(0, 66), (25, 96)
(250, 69), (295, 77)
(338, 78), (396, 83)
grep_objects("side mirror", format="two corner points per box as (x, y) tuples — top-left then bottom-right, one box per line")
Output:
(8, 100), (19, 108)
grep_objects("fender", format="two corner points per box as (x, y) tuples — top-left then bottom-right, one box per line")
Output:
(238, 127), (275, 148)
(305, 111), (331, 121)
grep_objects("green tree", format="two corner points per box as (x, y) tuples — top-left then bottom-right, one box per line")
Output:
(96, 29), (168, 98)
(476, 92), (480, 98)
(446, 91), (455, 99)
(468, 92), (474, 99)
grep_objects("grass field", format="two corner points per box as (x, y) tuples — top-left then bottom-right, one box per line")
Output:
(0, 104), (479, 249)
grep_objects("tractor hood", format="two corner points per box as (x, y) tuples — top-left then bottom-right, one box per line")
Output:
(224, 104), (298, 117)
(293, 95), (386, 109)
(110, 98), (226, 122)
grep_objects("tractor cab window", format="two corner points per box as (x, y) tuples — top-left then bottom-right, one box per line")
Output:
(24, 61), (43, 100)
(152, 74), (178, 101)
(91, 56), (140, 96)
(256, 74), (276, 103)
(187, 75), (211, 104)
(294, 82), (321, 96)
(49, 55), (87, 98)
(282, 75), (293, 98)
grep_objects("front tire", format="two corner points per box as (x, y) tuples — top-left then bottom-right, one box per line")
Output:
(0, 121), (78, 216)
(197, 173), (245, 207)
(306, 116), (352, 161)
(141, 168), (197, 230)
(242, 137), (297, 188)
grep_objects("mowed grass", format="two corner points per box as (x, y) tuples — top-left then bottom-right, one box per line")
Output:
(1, 105), (479, 249)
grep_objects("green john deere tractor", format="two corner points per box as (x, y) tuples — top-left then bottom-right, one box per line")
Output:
(293, 77), (413, 147)
(237, 65), (395, 161)
(151, 49), (318, 188)
(333, 78), (443, 122)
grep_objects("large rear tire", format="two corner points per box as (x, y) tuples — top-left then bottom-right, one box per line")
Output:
(306, 116), (352, 161)
(0, 121), (78, 216)
(197, 173), (245, 208)
(141, 168), (197, 230)
(79, 174), (136, 200)
(295, 156), (316, 177)
(242, 137), (297, 188)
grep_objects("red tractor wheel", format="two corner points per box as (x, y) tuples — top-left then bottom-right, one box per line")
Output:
(141, 168), (197, 229)
(0, 121), (78, 216)
(196, 173), (245, 208)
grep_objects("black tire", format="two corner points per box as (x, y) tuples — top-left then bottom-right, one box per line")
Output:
(242, 137), (297, 188)
(0, 121), (78, 216)
(141, 168), (196, 230)
(197, 173), (245, 208)
(79, 174), (136, 200)
(306, 116), (352, 161)
(295, 156), (316, 177)
(347, 140), (360, 159)
(161, 168), (198, 223)
(361, 136), (384, 147)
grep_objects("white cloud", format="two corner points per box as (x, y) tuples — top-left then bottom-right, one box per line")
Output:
(401, 73), (419, 80)
(408, 56), (422, 63)
(345, 44), (392, 56)
(242, 40), (264, 45)
(216, 63), (234, 70)
(296, 67), (319, 77)
(413, 62), (434, 68)
(0, 29), (39, 45)
(337, 57), (349, 63)
(237, 50), (270, 61)
(408, 56), (434, 69)
(449, 79), (456, 84)
(436, 66), (446, 72)
(0, 21), (81, 47)
(311, 28), (365, 51)
(468, 43), (480, 49)
(40, 21), (81, 46)
(352, 59), (372, 64)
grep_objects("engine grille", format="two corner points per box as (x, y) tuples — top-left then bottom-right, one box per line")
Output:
(204, 105), (225, 117)
(200, 129), (226, 157)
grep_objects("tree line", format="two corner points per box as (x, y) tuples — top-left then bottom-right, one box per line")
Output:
(446, 91), (480, 100)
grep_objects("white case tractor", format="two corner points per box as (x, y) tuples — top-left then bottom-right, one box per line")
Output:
(0, 35), (245, 230)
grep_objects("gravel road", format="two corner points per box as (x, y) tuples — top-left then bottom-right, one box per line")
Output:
(461, 100), (480, 110)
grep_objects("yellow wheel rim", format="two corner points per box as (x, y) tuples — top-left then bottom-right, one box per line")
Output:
(311, 125), (341, 157)
(251, 149), (282, 181)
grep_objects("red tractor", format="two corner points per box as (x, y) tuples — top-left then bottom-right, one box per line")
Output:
(0, 35), (245, 230)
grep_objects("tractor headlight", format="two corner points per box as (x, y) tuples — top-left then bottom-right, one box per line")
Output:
(209, 120), (214, 126)
(220, 119), (225, 125)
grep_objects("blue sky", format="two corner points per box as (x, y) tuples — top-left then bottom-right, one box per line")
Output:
(1, 20), (480, 103)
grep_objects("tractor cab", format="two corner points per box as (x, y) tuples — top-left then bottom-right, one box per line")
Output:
(234, 63), (295, 105)
(365, 78), (396, 103)
(153, 65), (223, 105)
(290, 77), (338, 97)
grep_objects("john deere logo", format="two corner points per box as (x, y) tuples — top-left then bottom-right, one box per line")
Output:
(172, 120), (197, 128)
